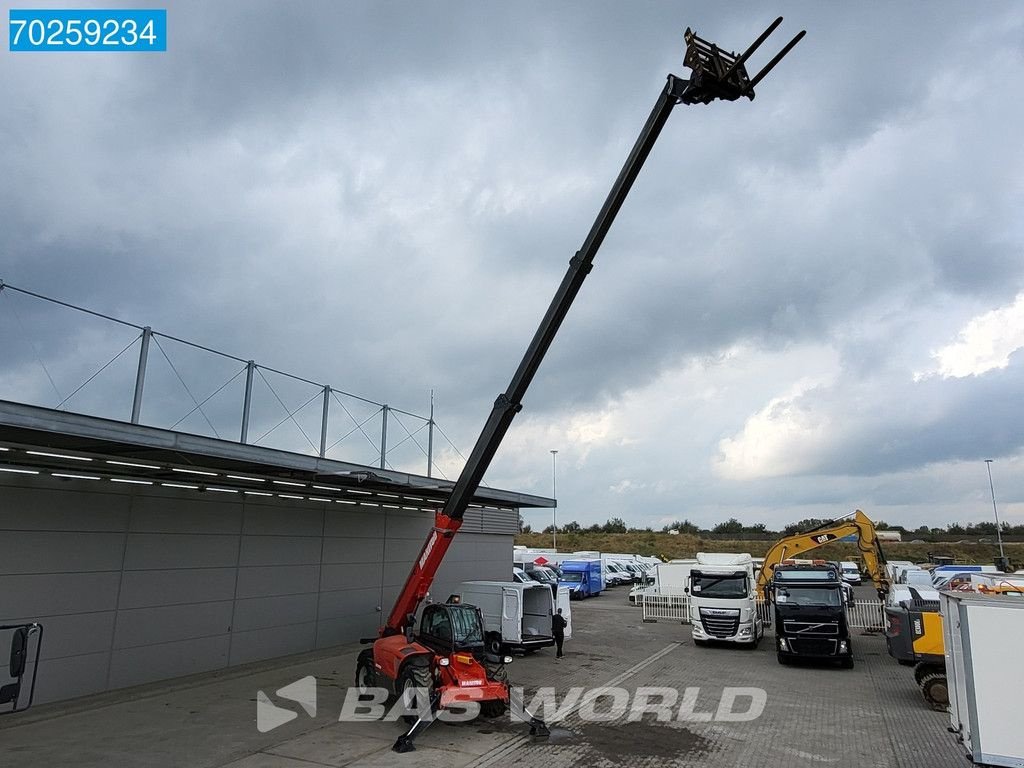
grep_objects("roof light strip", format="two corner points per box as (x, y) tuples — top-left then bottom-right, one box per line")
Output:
(27, 450), (93, 462)
(106, 460), (161, 470)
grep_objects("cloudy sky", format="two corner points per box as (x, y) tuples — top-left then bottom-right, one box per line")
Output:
(2, 1), (1023, 531)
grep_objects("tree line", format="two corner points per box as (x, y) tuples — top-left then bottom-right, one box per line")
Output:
(519, 515), (1024, 538)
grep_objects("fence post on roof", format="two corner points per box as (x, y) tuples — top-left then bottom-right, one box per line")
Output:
(130, 327), (152, 424)
(319, 385), (330, 458)
(427, 392), (434, 478)
(240, 360), (255, 443)
(380, 404), (389, 469)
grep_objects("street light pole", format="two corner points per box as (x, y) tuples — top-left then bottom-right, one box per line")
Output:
(984, 459), (1007, 562)
(551, 449), (558, 549)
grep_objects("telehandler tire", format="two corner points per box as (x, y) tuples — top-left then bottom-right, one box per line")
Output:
(397, 663), (434, 725)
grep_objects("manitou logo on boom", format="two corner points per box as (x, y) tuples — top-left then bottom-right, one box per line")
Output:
(419, 532), (438, 570)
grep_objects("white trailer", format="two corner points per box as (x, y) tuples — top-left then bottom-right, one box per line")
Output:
(456, 581), (571, 654)
(941, 590), (1024, 766)
(687, 552), (763, 647)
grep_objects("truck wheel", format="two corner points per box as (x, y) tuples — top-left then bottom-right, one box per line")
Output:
(485, 633), (503, 655)
(355, 650), (375, 693)
(694, 639), (708, 647)
(397, 664), (434, 725)
(840, 655), (855, 669)
(919, 672), (949, 710)
(777, 652), (790, 665)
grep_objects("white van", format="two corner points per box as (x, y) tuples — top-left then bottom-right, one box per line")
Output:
(455, 581), (572, 654)
(840, 561), (862, 585)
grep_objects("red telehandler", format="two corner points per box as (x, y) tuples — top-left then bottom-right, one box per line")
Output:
(354, 19), (804, 753)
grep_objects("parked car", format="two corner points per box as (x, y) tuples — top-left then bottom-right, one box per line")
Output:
(525, 565), (560, 595)
(840, 561), (862, 585)
(604, 563), (631, 586)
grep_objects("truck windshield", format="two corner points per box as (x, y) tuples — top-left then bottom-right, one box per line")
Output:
(561, 572), (584, 582)
(691, 574), (747, 598)
(775, 587), (841, 607)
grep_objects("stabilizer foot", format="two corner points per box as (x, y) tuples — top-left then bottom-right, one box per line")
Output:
(529, 716), (550, 738)
(393, 734), (416, 753)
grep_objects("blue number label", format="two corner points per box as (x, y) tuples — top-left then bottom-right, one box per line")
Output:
(9, 9), (166, 51)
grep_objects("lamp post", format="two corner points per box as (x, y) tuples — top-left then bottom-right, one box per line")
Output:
(550, 449), (558, 549)
(984, 459), (1007, 563)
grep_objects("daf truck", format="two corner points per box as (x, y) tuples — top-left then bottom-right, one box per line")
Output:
(687, 552), (763, 648)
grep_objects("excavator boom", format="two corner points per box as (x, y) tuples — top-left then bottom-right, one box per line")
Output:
(757, 510), (890, 600)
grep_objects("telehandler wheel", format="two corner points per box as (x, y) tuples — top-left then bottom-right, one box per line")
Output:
(485, 633), (503, 655)
(919, 672), (949, 711)
(355, 650), (375, 693)
(397, 664), (434, 725)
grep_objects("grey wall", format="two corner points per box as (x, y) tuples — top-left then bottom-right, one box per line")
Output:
(0, 474), (515, 705)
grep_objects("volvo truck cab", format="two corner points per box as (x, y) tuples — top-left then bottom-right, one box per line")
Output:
(687, 553), (763, 648)
(771, 563), (854, 668)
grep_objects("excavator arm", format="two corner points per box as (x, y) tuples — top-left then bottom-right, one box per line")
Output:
(757, 510), (890, 601)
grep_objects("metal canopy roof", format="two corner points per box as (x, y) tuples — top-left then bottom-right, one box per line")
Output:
(0, 400), (553, 512)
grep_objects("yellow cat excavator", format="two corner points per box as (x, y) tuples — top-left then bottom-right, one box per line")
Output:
(756, 510), (890, 600)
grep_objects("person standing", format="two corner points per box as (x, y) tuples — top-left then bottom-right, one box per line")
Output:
(552, 608), (567, 658)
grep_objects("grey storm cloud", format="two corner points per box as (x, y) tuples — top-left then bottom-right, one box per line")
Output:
(2, 1), (1023, 529)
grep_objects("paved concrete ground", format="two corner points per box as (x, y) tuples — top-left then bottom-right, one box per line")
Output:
(0, 592), (971, 767)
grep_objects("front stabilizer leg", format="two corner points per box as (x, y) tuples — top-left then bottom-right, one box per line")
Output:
(529, 716), (550, 738)
(392, 691), (442, 753)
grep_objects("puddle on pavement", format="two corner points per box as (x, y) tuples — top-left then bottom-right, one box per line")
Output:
(579, 720), (712, 760)
(542, 726), (575, 744)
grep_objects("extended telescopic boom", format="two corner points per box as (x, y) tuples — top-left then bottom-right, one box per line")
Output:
(384, 18), (804, 634)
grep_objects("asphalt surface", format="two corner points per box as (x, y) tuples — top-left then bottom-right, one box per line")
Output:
(0, 588), (971, 767)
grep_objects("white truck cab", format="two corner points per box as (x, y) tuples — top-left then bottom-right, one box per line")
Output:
(687, 552), (763, 648)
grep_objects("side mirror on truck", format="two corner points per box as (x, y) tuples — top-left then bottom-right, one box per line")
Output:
(1, 623), (43, 715)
